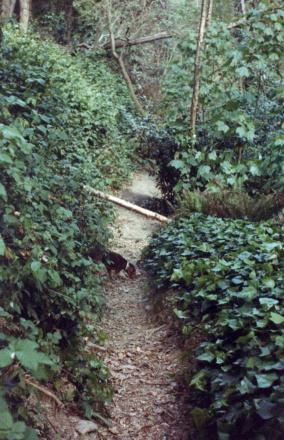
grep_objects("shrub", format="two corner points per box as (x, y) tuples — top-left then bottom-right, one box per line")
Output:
(0, 26), (134, 436)
(144, 215), (284, 439)
(158, 2), (284, 199)
(178, 191), (284, 221)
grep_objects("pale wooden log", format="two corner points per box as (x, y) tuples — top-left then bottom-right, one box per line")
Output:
(84, 185), (171, 223)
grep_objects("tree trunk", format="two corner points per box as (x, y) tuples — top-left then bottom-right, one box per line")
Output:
(19, 0), (31, 32)
(240, 0), (246, 14)
(65, 0), (74, 47)
(189, 0), (209, 137)
(206, 0), (213, 26)
(2, 0), (12, 17)
(107, 0), (145, 115)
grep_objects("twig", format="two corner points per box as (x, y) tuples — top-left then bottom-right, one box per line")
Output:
(46, 415), (60, 435)
(146, 324), (167, 337)
(88, 342), (107, 352)
(25, 377), (64, 408)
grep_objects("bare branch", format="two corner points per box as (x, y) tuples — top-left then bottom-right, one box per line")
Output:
(101, 31), (172, 49)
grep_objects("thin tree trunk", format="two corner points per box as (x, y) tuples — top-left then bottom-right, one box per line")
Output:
(9, 0), (16, 16)
(206, 0), (213, 26)
(1, 0), (12, 17)
(65, 0), (74, 47)
(189, 0), (209, 137)
(19, 0), (31, 32)
(107, 0), (145, 115)
(240, 0), (246, 14)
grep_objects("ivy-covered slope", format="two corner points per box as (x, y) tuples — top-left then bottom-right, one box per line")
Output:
(0, 27), (135, 438)
(144, 215), (284, 439)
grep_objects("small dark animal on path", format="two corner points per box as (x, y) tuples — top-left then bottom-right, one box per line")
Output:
(88, 246), (136, 279)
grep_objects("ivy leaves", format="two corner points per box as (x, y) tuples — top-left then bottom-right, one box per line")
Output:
(144, 214), (284, 439)
(0, 339), (52, 372)
(0, 235), (5, 256)
(0, 25), (133, 436)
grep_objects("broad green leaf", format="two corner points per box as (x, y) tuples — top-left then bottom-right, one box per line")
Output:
(1, 125), (23, 140)
(220, 161), (233, 174)
(190, 371), (207, 391)
(0, 153), (13, 164)
(236, 126), (246, 139)
(31, 261), (41, 272)
(0, 183), (7, 200)
(270, 312), (284, 325)
(259, 297), (278, 307)
(12, 339), (52, 371)
(216, 121), (229, 133)
(263, 278), (275, 289)
(23, 427), (38, 440)
(256, 373), (278, 388)
(48, 270), (62, 287)
(236, 66), (250, 77)
(208, 151), (217, 160)
(256, 400), (275, 420)
(263, 242), (281, 251)
(239, 286), (257, 300)
(239, 377), (255, 394)
(0, 235), (6, 256)
(0, 411), (13, 430)
(170, 159), (184, 170)
(19, 141), (33, 154)
(197, 352), (215, 362)
(249, 163), (260, 176)
(173, 308), (188, 319)
(0, 349), (13, 368)
(197, 165), (211, 178)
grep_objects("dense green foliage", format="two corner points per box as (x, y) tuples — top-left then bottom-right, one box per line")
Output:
(0, 26), (134, 437)
(156, 1), (284, 201)
(1, 0), (283, 438)
(144, 215), (284, 439)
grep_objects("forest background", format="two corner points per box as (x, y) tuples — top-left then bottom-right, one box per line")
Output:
(0, 0), (283, 439)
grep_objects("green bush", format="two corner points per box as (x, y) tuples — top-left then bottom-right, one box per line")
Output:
(178, 190), (284, 221)
(158, 2), (284, 199)
(0, 26), (134, 437)
(144, 215), (284, 439)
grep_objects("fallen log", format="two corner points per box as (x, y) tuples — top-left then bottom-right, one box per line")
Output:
(84, 185), (171, 224)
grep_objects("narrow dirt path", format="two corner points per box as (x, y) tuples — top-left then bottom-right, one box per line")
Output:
(95, 173), (191, 440)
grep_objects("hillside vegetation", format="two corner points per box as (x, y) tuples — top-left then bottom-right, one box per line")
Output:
(0, 27), (135, 438)
(144, 216), (284, 439)
(0, 0), (283, 439)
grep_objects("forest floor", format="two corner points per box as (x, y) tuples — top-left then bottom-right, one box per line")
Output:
(95, 172), (192, 440)
(40, 172), (192, 439)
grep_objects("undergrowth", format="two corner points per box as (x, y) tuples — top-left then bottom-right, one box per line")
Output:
(0, 26), (135, 438)
(144, 214), (284, 439)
